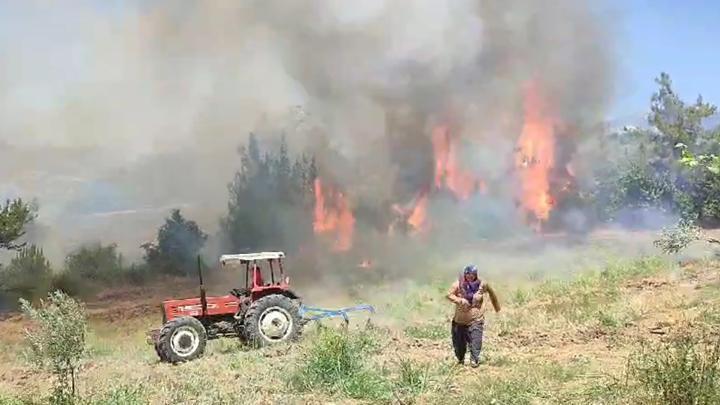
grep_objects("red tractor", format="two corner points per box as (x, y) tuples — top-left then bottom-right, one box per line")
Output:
(148, 251), (304, 363)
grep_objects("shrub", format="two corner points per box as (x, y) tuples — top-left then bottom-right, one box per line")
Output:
(626, 332), (720, 404)
(19, 291), (88, 404)
(52, 244), (156, 295)
(654, 219), (703, 254)
(122, 263), (152, 285)
(289, 326), (390, 400)
(64, 243), (124, 283)
(51, 243), (126, 297)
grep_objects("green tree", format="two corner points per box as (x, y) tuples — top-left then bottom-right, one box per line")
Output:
(142, 209), (207, 276)
(647, 72), (717, 162)
(221, 133), (316, 252)
(20, 291), (88, 404)
(0, 198), (37, 251)
(596, 73), (720, 225)
(0, 245), (52, 303)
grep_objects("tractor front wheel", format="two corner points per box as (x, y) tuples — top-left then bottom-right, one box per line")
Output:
(155, 316), (207, 363)
(243, 294), (302, 348)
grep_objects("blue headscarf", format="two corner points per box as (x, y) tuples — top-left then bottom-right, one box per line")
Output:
(459, 265), (481, 303)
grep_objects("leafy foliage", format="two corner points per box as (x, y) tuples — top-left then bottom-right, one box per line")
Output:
(594, 72), (720, 226)
(20, 291), (88, 404)
(0, 199), (37, 251)
(653, 220), (703, 254)
(141, 209), (207, 276)
(592, 158), (679, 223)
(221, 133), (316, 252)
(0, 245), (52, 303)
(52, 243), (126, 297)
(65, 243), (124, 283)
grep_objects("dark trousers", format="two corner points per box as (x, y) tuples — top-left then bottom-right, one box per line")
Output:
(451, 320), (484, 363)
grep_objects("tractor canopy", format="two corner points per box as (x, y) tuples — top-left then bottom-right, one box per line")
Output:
(219, 251), (290, 292)
(220, 251), (285, 264)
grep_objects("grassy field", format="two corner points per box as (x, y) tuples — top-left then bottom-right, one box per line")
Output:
(1, 248), (720, 404)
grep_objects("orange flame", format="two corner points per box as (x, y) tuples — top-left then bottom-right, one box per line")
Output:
(407, 191), (429, 233)
(514, 80), (556, 228)
(432, 125), (483, 200)
(313, 178), (355, 251)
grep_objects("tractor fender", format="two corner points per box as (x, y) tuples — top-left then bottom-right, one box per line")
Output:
(282, 289), (301, 300)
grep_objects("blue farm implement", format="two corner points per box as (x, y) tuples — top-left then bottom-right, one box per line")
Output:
(299, 304), (375, 325)
(147, 252), (375, 363)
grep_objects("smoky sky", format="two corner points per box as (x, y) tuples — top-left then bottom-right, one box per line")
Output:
(0, 1), (618, 263)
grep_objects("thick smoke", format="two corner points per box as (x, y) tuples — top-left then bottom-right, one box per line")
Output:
(0, 1), (617, 267)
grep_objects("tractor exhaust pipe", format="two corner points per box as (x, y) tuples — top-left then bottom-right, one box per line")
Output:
(198, 255), (208, 317)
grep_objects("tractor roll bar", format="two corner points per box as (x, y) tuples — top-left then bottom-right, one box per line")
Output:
(220, 251), (285, 265)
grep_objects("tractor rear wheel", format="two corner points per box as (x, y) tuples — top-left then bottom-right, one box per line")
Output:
(243, 294), (302, 348)
(156, 316), (207, 363)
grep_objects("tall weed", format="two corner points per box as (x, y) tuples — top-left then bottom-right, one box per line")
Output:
(626, 332), (720, 404)
(288, 326), (391, 401)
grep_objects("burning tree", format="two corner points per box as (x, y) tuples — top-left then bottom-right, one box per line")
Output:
(313, 177), (355, 252)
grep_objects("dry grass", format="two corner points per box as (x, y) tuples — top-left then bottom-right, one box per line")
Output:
(1, 254), (719, 404)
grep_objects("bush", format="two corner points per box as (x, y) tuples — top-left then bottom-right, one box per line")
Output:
(64, 243), (124, 283)
(51, 244), (156, 296)
(50, 271), (88, 299)
(122, 263), (152, 285)
(626, 332), (720, 404)
(20, 291), (88, 404)
(289, 326), (390, 400)
(653, 219), (702, 254)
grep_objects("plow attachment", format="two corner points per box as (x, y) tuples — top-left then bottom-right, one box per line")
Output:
(299, 303), (375, 326)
